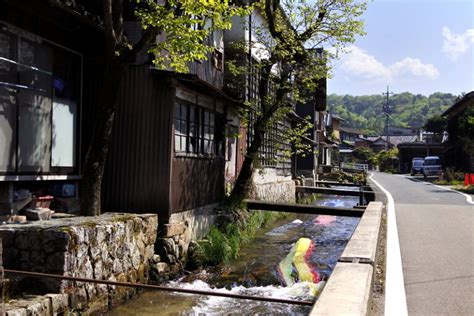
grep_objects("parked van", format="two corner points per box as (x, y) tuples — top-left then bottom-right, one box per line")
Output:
(410, 157), (424, 176)
(423, 156), (442, 178)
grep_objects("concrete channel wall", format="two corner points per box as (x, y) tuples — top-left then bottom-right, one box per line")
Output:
(310, 201), (383, 315)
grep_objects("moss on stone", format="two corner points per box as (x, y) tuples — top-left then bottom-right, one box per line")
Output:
(112, 214), (136, 223)
(80, 221), (98, 228)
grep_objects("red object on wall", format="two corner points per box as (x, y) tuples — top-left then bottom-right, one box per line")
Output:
(30, 195), (54, 208)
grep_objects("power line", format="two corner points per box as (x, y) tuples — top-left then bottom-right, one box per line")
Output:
(382, 86), (394, 150)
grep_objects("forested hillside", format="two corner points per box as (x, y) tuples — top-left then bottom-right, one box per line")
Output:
(328, 92), (458, 135)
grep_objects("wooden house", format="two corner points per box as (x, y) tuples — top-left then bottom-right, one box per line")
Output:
(442, 91), (474, 172)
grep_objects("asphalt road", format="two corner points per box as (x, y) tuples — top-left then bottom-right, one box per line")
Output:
(371, 172), (474, 315)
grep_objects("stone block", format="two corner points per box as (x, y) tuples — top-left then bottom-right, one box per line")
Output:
(45, 294), (69, 314)
(25, 296), (51, 316)
(45, 252), (66, 273)
(69, 286), (88, 310)
(0, 215), (27, 224)
(155, 262), (169, 274)
(0, 212), (157, 314)
(6, 308), (27, 316)
(151, 254), (161, 263)
(23, 208), (53, 221)
(163, 222), (185, 237)
(0, 229), (16, 247)
(42, 230), (70, 253)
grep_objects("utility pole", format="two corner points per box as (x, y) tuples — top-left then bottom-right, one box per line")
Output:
(383, 86), (393, 150)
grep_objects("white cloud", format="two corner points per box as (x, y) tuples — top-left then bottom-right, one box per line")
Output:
(389, 57), (439, 80)
(338, 45), (439, 82)
(442, 26), (474, 61)
(340, 46), (390, 80)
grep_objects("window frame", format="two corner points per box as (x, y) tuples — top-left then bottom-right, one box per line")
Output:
(174, 98), (224, 159)
(0, 21), (83, 177)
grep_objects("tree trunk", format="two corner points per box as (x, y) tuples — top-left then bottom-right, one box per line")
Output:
(81, 61), (127, 216)
(226, 121), (265, 206)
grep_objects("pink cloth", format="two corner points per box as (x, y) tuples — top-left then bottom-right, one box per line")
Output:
(315, 215), (336, 226)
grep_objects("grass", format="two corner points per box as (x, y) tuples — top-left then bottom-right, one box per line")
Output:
(453, 185), (474, 194)
(433, 179), (464, 185)
(196, 210), (288, 266)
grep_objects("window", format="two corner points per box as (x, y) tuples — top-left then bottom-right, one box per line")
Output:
(174, 99), (223, 157)
(0, 23), (81, 174)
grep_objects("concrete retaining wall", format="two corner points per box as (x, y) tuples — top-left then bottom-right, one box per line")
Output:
(311, 201), (383, 315)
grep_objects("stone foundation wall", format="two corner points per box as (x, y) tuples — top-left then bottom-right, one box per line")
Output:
(153, 204), (218, 279)
(251, 168), (296, 203)
(0, 213), (157, 313)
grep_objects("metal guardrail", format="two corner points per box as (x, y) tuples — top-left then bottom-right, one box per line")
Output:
(340, 163), (369, 171)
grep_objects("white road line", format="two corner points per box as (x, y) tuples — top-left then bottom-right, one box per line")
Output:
(369, 173), (408, 316)
(404, 175), (474, 205)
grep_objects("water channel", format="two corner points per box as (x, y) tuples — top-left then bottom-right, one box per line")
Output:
(108, 193), (360, 315)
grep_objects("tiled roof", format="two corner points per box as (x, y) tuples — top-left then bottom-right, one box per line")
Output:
(340, 126), (365, 135)
(365, 135), (419, 146)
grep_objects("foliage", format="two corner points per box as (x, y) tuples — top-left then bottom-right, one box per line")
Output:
(352, 147), (375, 164)
(458, 104), (474, 154)
(81, 0), (251, 215)
(227, 0), (367, 203)
(136, 0), (251, 73)
(327, 92), (457, 135)
(196, 210), (286, 266)
(456, 184), (474, 194)
(433, 179), (463, 186)
(423, 115), (447, 134)
(375, 148), (399, 173)
(443, 167), (465, 183)
(334, 170), (366, 184)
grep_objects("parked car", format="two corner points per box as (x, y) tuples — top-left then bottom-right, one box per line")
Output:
(410, 157), (424, 176)
(423, 156), (442, 178)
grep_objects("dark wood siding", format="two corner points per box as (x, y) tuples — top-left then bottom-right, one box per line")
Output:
(170, 157), (225, 213)
(102, 66), (174, 218)
(187, 38), (224, 90)
(188, 58), (223, 90)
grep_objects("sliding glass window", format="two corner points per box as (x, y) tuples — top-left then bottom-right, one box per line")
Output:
(0, 24), (81, 174)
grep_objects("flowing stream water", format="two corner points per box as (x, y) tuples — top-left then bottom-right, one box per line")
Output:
(108, 193), (360, 315)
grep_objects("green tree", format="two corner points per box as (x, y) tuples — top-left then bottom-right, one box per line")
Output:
(423, 115), (446, 134)
(352, 147), (375, 164)
(82, 0), (249, 216)
(327, 92), (457, 134)
(226, 0), (367, 204)
(458, 105), (474, 154)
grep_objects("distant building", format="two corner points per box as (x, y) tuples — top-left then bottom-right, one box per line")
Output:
(380, 126), (418, 136)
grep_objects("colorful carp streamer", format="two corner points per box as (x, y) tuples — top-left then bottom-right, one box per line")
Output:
(315, 215), (336, 226)
(277, 237), (325, 296)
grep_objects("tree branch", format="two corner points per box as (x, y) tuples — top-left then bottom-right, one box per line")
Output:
(103, 0), (117, 49)
(121, 26), (160, 63)
(112, 0), (124, 41)
(264, 0), (284, 41)
(298, 10), (326, 42)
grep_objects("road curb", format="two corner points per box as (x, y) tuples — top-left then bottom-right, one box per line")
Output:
(310, 201), (383, 316)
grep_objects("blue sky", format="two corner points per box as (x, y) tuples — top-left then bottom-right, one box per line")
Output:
(327, 0), (474, 96)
